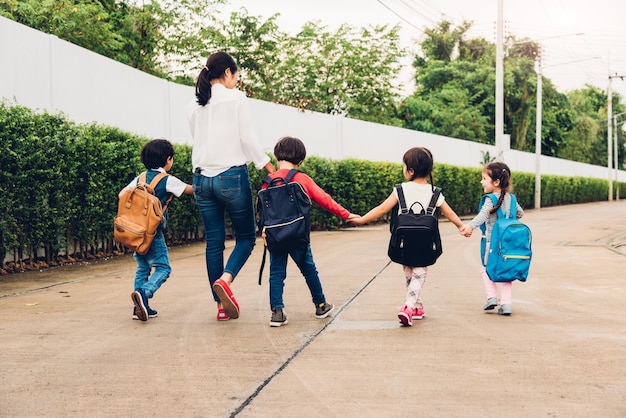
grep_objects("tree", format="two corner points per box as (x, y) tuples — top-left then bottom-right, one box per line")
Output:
(278, 22), (404, 124)
(403, 20), (583, 156)
(1, 0), (125, 59)
(564, 85), (625, 167)
(403, 20), (493, 143)
(214, 17), (405, 125)
(0, 0), (226, 79)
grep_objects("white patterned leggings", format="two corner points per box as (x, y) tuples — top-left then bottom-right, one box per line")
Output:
(402, 266), (427, 309)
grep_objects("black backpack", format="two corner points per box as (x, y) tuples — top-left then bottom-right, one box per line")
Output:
(256, 169), (311, 284)
(387, 184), (442, 267)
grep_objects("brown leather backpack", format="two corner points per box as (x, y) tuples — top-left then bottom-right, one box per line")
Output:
(114, 172), (171, 254)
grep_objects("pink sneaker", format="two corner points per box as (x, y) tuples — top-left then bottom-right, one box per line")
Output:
(397, 305), (413, 326)
(412, 307), (425, 320)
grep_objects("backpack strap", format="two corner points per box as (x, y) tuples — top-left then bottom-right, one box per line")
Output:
(478, 193), (499, 236)
(285, 168), (299, 183)
(145, 171), (173, 210)
(395, 184), (408, 214)
(261, 175), (273, 187)
(493, 193), (518, 220)
(426, 187), (441, 216)
(507, 194), (517, 219)
(259, 245), (268, 285)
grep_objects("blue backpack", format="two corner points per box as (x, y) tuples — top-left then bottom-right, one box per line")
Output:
(479, 193), (532, 282)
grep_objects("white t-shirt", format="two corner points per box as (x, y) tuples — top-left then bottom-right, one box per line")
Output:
(393, 182), (445, 213)
(123, 168), (188, 198)
(187, 84), (270, 177)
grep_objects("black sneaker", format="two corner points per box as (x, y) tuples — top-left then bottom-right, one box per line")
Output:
(132, 305), (158, 320)
(131, 289), (149, 321)
(315, 302), (334, 319)
(270, 308), (288, 327)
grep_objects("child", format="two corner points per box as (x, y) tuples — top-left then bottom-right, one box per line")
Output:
(350, 147), (465, 326)
(460, 162), (524, 316)
(120, 139), (193, 322)
(262, 136), (359, 327)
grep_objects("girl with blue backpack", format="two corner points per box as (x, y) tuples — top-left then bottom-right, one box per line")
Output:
(461, 162), (526, 316)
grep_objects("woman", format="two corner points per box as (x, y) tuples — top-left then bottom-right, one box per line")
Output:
(188, 51), (274, 321)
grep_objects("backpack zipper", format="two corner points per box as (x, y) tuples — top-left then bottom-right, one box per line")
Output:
(265, 216), (305, 229)
(502, 254), (530, 260)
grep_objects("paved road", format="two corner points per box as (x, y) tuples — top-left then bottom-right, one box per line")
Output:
(1, 201), (625, 417)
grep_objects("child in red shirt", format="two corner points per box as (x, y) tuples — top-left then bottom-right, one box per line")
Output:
(261, 136), (359, 327)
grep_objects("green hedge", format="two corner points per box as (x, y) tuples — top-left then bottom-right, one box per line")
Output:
(0, 102), (621, 270)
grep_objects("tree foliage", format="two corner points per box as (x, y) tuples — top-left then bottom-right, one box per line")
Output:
(200, 12), (405, 125)
(2, 2), (624, 167)
(399, 19), (625, 167)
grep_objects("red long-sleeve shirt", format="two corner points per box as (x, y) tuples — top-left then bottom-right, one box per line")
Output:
(262, 169), (350, 219)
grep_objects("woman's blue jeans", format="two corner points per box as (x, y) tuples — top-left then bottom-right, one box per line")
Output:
(134, 228), (171, 298)
(269, 244), (326, 310)
(193, 165), (256, 302)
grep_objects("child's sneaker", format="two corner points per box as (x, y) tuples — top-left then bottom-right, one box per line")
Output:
(398, 305), (413, 326)
(133, 305), (158, 320)
(270, 308), (288, 327)
(483, 297), (498, 311)
(315, 302), (334, 319)
(216, 308), (230, 321)
(412, 307), (425, 320)
(498, 304), (512, 316)
(131, 289), (149, 322)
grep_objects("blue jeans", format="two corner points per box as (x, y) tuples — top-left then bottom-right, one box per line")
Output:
(193, 165), (256, 302)
(134, 228), (171, 298)
(269, 244), (326, 309)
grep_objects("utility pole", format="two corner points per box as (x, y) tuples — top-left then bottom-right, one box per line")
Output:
(613, 110), (626, 200)
(495, 0), (504, 162)
(534, 50), (542, 210)
(608, 73), (625, 201)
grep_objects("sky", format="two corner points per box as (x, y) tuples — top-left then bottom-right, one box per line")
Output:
(221, 0), (626, 100)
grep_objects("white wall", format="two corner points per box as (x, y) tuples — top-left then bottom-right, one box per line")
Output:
(2, 15), (625, 182)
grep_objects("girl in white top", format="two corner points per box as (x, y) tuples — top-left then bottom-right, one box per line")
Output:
(350, 147), (465, 326)
(188, 52), (275, 321)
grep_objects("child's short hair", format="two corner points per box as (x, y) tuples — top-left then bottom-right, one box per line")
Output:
(274, 136), (306, 165)
(141, 139), (174, 169)
(403, 147), (433, 180)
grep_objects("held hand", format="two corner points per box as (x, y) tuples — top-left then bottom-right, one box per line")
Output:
(459, 224), (473, 237)
(347, 214), (363, 225)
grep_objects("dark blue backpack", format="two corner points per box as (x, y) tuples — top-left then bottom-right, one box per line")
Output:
(256, 169), (311, 284)
(479, 193), (532, 282)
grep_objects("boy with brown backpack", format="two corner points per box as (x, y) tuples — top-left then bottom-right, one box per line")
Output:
(116, 139), (193, 322)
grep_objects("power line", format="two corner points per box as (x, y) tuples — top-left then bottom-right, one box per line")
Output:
(395, 0), (439, 25)
(375, 0), (426, 31)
